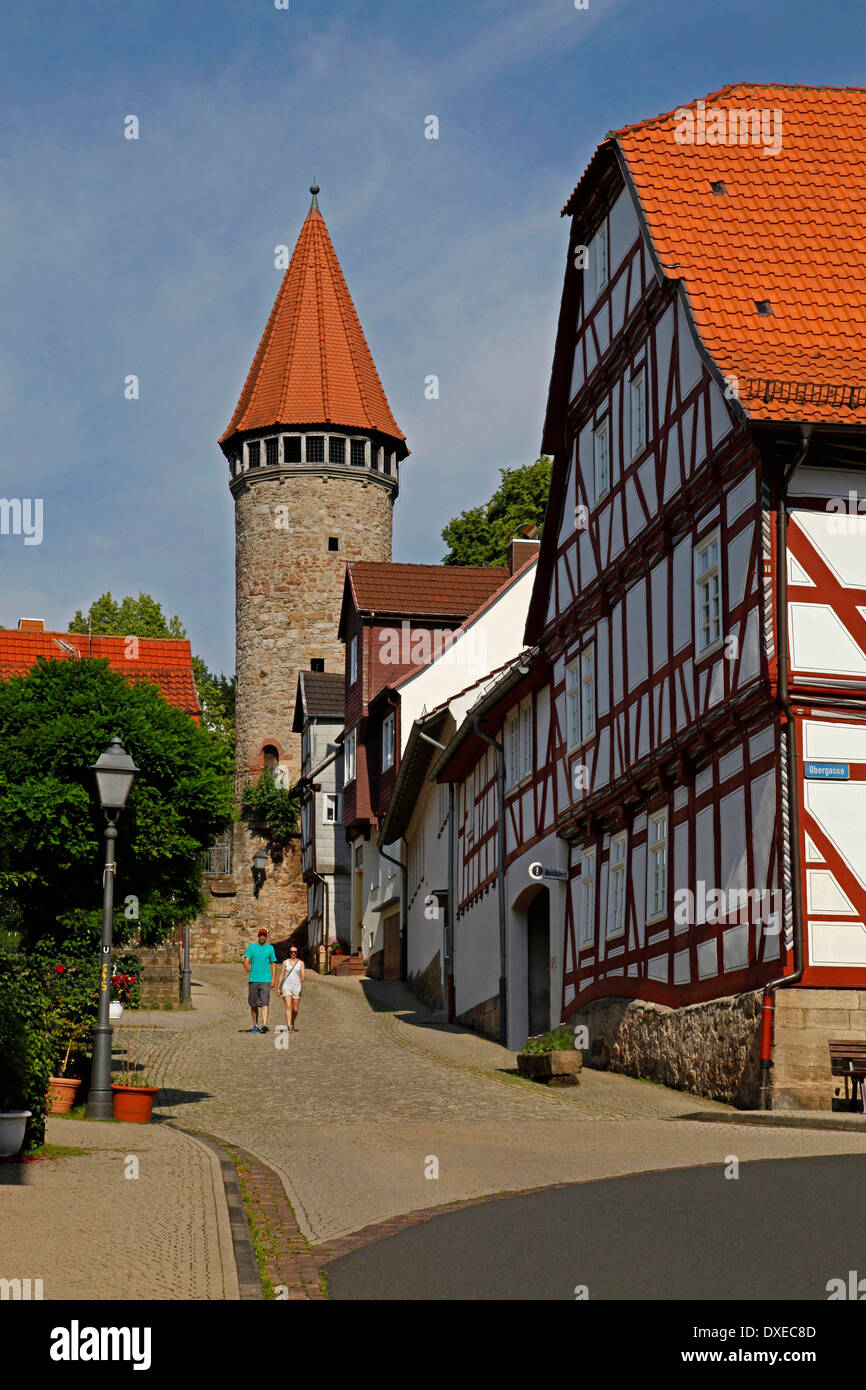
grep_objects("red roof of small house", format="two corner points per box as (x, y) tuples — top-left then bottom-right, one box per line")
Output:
(220, 200), (405, 448)
(342, 562), (507, 625)
(0, 629), (200, 718)
(563, 83), (866, 424)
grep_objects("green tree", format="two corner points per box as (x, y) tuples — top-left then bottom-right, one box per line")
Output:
(441, 456), (552, 567)
(69, 593), (236, 756)
(0, 657), (234, 950)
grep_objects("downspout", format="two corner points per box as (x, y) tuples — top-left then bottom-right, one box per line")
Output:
(379, 841), (408, 981)
(758, 426), (812, 1109)
(474, 717), (508, 1048)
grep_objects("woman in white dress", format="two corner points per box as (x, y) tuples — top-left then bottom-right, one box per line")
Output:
(278, 946), (306, 1031)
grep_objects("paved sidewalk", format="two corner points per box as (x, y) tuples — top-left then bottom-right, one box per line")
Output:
(0, 1116), (238, 1300)
(146, 966), (866, 1248)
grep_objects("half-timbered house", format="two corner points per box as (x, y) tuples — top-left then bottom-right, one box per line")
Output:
(520, 82), (866, 1106)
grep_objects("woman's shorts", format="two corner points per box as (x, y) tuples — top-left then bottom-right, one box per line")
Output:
(281, 986), (302, 1000)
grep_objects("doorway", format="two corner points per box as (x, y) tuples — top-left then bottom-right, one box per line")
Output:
(527, 888), (550, 1037)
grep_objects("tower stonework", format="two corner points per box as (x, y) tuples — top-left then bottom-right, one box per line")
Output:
(193, 187), (407, 961)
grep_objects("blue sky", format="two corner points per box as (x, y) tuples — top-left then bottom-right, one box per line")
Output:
(1, 0), (862, 673)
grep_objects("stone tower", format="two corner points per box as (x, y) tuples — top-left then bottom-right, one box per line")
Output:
(221, 185), (408, 793)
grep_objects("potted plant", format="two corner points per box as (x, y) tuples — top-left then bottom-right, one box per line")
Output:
(109, 969), (137, 1021)
(111, 1026), (159, 1123)
(0, 1025), (32, 1156)
(44, 960), (95, 1114)
(46, 1018), (90, 1114)
(517, 1026), (582, 1087)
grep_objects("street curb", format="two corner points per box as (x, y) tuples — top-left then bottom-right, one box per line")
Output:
(678, 1110), (866, 1132)
(163, 1122), (263, 1300)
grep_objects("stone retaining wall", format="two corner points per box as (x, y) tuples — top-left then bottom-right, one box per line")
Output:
(456, 991), (500, 1043)
(773, 988), (866, 1110)
(137, 946), (181, 1007)
(569, 992), (764, 1108)
(407, 951), (443, 1012)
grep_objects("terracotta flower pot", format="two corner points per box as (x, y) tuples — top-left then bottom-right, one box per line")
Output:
(47, 1076), (82, 1114)
(111, 1085), (158, 1123)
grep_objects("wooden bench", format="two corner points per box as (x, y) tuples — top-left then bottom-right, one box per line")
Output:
(828, 1040), (866, 1112)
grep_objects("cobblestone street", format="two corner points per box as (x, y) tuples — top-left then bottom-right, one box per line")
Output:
(147, 966), (866, 1246)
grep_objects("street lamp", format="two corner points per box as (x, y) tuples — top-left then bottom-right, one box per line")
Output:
(252, 849), (268, 898)
(86, 737), (139, 1119)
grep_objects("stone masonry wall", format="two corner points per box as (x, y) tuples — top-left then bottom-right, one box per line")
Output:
(570, 992), (764, 1107)
(772, 988), (866, 1111)
(407, 950), (443, 1012)
(191, 821), (307, 963)
(234, 471), (394, 788)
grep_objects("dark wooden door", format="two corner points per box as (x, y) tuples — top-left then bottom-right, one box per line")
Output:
(527, 890), (550, 1037)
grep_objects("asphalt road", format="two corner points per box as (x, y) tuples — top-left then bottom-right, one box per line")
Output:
(323, 1153), (866, 1300)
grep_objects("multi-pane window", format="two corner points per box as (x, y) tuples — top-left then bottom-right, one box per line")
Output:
(607, 832), (627, 938)
(247, 441), (261, 468)
(505, 709), (520, 789)
(566, 660), (580, 747)
(322, 793), (341, 825)
(265, 437), (279, 468)
(329, 436), (346, 466)
(630, 368), (647, 458)
(349, 636), (358, 686)
(579, 847), (596, 945)
(595, 221), (609, 297)
(581, 645), (595, 741)
(382, 450), (392, 475)
(350, 439), (366, 467)
(519, 697), (533, 780)
(594, 417), (609, 502)
(344, 727), (356, 784)
(306, 435), (324, 463)
(283, 435), (302, 463)
(382, 711), (395, 770)
(646, 810), (668, 921)
(695, 529), (722, 655)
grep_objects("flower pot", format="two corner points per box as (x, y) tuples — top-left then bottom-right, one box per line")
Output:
(0, 1111), (32, 1157)
(47, 1077), (82, 1115)
(109, 1001), (124, 1021)
(111, 1085), (158, 1123)
(517, 1050), (582, 1087)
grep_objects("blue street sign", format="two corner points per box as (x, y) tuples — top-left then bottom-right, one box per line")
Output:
(804, 762), (850, 780)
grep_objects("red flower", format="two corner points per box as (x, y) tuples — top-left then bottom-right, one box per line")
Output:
(130, 976), (136, 983)
(55, 964), (64, 974)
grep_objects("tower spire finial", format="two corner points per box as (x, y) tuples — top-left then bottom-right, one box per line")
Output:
(310, 178), (320, 210)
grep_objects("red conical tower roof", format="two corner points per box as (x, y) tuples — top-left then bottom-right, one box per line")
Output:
(220, 192), (405, 448)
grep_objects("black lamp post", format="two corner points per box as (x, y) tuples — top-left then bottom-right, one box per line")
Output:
(252, 849), (268, 898)
(86, 737), (139, 1119)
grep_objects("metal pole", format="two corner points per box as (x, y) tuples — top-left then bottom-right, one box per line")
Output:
(86, 817), (118, 1118)
(181, 920), (191, 1005)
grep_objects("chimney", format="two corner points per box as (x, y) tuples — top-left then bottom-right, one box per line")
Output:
(18, 618), (44, 632)
(507, 525), (540, 575)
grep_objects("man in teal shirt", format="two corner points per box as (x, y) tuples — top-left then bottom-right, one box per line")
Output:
(243, 928), (277, 1033)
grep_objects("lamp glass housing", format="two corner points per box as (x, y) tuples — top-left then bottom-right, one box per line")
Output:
(91, 738), (139, 811)
(253, 850), (268, 871)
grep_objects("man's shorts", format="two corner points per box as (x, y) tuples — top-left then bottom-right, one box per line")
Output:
(249, 981), (270, 1008)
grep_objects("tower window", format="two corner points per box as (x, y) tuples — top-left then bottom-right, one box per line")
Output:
(310, 658), (325, 672)
(265, 437), (279, 468)
(328, 537), (339, 551)
(306, 436), (324, 463)
(329, 437), (346, 466)
(284, 436), (301, 463)
(350, 439), (366, 468)
(382, 451), (392, 476)
(247, 441), (261, 468)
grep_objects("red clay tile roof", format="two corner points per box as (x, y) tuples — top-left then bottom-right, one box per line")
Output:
(220, 204), (405, 446)
(346, 562), (508, 619)
(0, 631), (200, 717)
(564, 83), (866, 425)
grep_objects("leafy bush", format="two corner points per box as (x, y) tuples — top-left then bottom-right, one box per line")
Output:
(0, 943), (53, 1148)
(241, 768), (300, 845)
(520, 1025), (574, 1055)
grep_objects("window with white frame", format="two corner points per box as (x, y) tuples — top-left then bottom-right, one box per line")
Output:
(579, 847), (596, 945)
(322, 792), (341, 825)
(519, 696), (533, 780)
(694, 528), (722, 655)
(344, 727), (356, 784)
(607, 832), (627, 938)
(580, 644), (595, 741)
(566, 660), (580, 747)
(382, 710), (395, 770)
(594, 417), (610, 502)
(349, 635), (358, 686)
(595, 221), (609, 297)
(630, 366), (647, 458)
(646, 809), (668, 921)
(505, 708), (520, 789)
